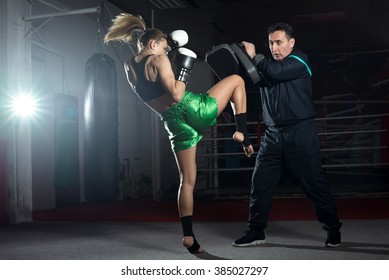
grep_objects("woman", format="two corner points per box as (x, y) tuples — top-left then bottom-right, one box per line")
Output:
(104, 13), (254, 254)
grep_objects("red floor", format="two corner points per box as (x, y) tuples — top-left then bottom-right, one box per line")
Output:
(32, 196), (389, 222)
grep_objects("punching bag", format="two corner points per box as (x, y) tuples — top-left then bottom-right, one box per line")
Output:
(84, 53), (118, 203)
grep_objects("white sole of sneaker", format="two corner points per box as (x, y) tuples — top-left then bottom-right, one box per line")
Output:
(325, 243), (341, 248)
(232, 239), (267, 247)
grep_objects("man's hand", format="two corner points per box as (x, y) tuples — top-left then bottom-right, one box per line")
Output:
(241, 41), (256, 59)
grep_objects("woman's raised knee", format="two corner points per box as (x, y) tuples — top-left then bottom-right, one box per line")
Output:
(228, 74), (245, 86)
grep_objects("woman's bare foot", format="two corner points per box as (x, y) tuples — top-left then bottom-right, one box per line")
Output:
(183, 236), (206, 254)
(233, 131), (254, 157)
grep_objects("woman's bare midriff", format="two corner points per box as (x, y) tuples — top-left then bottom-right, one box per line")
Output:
(145, 93), (182, 115)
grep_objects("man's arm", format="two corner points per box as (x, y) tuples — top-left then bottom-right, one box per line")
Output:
(258, 55), (311, 81)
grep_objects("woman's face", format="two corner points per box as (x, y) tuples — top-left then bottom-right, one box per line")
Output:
(154, 39), (171, 55)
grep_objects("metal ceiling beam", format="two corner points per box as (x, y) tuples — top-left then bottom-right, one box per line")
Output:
(34, 0), (68, 12)
(148, 0), (186, 9)
(23, 7), (99, 21)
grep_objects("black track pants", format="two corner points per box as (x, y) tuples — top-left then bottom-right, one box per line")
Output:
(248, 119), (341, 230)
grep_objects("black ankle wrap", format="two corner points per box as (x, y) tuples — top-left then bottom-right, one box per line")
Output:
(181, 215), (194, 236)
(234, 113), (251, 147)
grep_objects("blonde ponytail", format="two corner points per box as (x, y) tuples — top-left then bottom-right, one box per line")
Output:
(104, 13), (146, 44)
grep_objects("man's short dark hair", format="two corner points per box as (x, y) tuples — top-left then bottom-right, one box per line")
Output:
(268, 23), (294, 39)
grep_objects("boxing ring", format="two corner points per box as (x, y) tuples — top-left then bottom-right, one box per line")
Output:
(168, 43), (388, 198)
(193, 100), (389, 198)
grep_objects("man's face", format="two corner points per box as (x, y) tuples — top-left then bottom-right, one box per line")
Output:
(268, 30), (295, 61)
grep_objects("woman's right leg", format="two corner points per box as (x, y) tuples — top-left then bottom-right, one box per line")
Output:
(207, 74), (254, 157)
(174, 145), (206, 254)
(207, 74), (246, 116)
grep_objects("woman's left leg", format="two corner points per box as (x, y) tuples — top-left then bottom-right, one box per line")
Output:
(174, 145), (206, 254)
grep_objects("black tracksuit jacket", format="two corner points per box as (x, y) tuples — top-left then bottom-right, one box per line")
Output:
(256, 48), (316, 128)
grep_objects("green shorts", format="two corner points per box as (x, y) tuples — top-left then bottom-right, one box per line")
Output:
(160, 91), (218, 152)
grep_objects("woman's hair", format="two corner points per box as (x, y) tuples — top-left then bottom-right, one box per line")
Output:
(104, 13), (167, 53)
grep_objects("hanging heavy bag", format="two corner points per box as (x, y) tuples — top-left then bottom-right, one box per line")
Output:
(84, 53), (119, 203)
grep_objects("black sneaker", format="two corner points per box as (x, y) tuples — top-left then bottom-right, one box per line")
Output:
(233, 230), (266, 247)
(324, 228), (341, 247)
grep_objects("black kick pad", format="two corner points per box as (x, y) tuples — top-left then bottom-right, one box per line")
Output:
(205, 43), (239, 81)
(205, 43), (261, 87)
(230, 42), (260, 85)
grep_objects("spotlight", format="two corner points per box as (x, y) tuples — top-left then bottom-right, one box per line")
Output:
(10, 94), (37, 117)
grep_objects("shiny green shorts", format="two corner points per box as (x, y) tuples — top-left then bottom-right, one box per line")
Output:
(160, 91), (218, 152)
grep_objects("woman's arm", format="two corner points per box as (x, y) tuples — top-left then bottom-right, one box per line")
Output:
(150, 55), (186, 102)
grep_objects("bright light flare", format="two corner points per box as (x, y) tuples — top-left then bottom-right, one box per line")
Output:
(10, 94), (37, 117)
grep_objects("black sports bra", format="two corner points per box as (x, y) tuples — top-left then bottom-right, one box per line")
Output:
(130, 55), (166, 102)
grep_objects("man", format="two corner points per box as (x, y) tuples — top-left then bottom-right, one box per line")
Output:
(233, 22), (342, 248)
